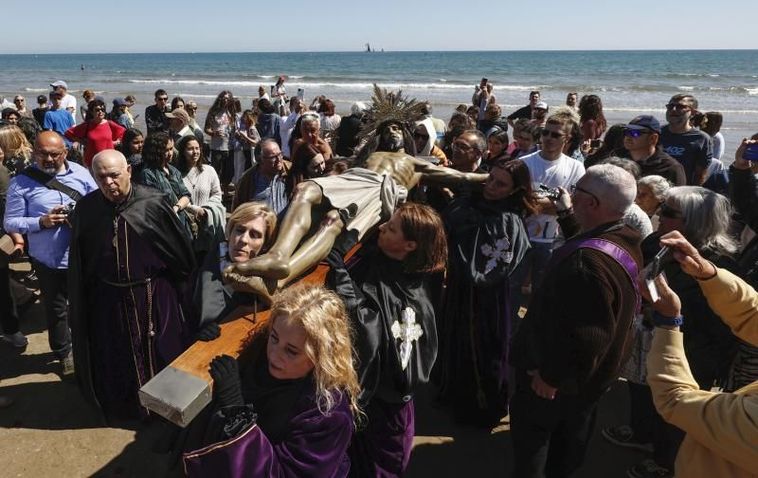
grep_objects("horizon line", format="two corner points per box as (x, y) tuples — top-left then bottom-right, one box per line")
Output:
(1, 48), (757, 56)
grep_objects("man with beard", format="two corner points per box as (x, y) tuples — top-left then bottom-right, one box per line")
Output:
(660, 94), (712, 186)
(68, 149), (195, 421)
(3, 131), (97, 375)
(223, 119), (488, 299)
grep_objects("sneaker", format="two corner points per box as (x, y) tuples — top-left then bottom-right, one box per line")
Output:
(602, 425), (654, 452)
(2, 331), (28, 348)
(60, 352), (75, 377)
(627, 459), (673, 478)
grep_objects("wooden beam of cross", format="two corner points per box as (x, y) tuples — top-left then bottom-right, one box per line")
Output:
(138, 246), (358, 427)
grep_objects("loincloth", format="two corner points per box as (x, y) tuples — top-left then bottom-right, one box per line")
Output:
(308, 168), (408, 239)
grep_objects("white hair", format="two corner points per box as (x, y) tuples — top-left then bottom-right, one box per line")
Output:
(666, 186), (737, 256)
(351, 102), (367, 115)
(584, 164), (637, 215)
(637, 175), (671, 202)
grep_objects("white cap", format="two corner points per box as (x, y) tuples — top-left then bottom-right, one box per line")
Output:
(535, 101), (548, 110)
(50, 80), (68, 89)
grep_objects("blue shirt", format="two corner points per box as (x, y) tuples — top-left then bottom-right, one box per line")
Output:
(43, 109), (75, 146)
(3, 162), (98, 269)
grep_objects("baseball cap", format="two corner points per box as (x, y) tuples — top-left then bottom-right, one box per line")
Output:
(37, 94), (47, 103)
(112, 97), (128, 107)
(165, 108), (191, 125)
(50, 80), (68, 89)
(627, 115), (661, 134)
(535, 101), (548, 110)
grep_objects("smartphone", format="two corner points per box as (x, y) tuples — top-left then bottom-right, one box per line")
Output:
(743, 143), (758, 162)
(644, 246), (672, 282)
(297, 88), (304, 100)
(590, 139), (602, 148)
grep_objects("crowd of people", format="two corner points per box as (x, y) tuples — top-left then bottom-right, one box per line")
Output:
(0, 75), (756, 478)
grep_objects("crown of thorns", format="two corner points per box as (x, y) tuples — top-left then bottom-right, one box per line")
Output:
(358, 84), (426, 142)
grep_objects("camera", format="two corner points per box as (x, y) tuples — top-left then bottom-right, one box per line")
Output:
(537, 184), (561, 201)
(590, 139), (602, 149)
(61, 202), (76, 218)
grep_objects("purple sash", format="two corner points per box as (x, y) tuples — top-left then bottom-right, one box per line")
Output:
(548, 238), (641, 312)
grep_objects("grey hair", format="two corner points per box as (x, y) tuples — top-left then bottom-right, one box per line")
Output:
(301, 114), (320, 127)
(584, 164), (637, 215)
(637, 175), (671, 202)
(351, 102), (367, 115)
(600, 156), (642, 179)
(665, 186), (737, 256)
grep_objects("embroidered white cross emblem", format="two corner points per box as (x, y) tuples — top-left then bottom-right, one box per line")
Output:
(480, 236), (513, 274)
(391, 307), (423, 370)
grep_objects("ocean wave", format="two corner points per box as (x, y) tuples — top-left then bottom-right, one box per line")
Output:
(128, 78), (541, 91)
(678, 86), (695, 91)
(23, 87), (48, 92)
(746, 88), (758, 96)
(257, 75), (274, 79)
(288, 75), (304, 79)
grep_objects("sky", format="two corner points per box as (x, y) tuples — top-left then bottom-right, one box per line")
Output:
(2, 0), (756, 54)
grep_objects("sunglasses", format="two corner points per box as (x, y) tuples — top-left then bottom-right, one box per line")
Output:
(624, 129), (651, 138)
(541, 129), (565, 139)
(157, 97), (168, 101)
(93, 107), (105, 112)
(665, 103), (690, 111)
(659, 204), (683, 219)
(14, 98), (24, 102)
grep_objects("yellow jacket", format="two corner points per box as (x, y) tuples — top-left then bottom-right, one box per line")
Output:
(647, 268), (758, 477)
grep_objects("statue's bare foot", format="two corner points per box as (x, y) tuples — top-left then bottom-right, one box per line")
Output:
(223, 271), (276, 305)
(233, 252), (291, 279)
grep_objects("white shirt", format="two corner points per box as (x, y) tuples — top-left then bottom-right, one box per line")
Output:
(280, 111), (301, 158)
(60, 94), (77, 123)
(521, 151), (585, 243)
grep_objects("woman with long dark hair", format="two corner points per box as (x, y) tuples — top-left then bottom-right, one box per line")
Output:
(177, 136), (225, 259)
(436, 159), (534, 426)
(579, 94), (608, 142)
(204, 90), (236, 193)
(137, 132), (193, 240)
(118, 127), (144, 174)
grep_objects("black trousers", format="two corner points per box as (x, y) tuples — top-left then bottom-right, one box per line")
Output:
(0, 266), (20, 335)
(33, 261), (71, 358)
(210, 150), (233, 186)
(510, 370), (599, 478)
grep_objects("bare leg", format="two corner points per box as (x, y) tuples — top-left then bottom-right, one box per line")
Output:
(233, 182), (324, 279)
(281, 210), (345, 286)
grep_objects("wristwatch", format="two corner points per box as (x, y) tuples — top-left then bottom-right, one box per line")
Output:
(652, 311), (684, 328)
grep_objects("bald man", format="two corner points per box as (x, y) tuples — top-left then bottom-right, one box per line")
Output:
(3, 131), (97, 375)
(68, 149), (195, 420)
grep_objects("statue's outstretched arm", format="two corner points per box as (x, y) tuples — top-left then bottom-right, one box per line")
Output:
(413, 157), (488, 186)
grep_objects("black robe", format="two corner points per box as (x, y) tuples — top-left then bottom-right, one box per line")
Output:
(68, 184), (195, 417)
(436, 194), (531, 426)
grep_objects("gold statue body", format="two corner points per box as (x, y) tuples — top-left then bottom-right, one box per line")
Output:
(224, 149), (487, 300)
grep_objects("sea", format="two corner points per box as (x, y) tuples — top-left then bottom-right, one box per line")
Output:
(1, 50), (757, 160)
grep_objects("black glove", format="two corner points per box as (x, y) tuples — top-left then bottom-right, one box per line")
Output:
(331, 229), (359, 258)
(195, 321), (221, 342)
(209, 355), (244, 408)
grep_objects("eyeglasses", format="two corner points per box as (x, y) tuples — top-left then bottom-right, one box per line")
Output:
(14, 98), (24, 103)
(571, 185), (600, 203)
(157, 97), (168, 101)
(623, 129), (651, 138)
(665, 103), (690, 111)
(659, 204), (683, 219)
(93, 107), (105, 112)
(541, 129), (566, 139)
(452, 141), (474, 152)
(35, 150), (66, 160)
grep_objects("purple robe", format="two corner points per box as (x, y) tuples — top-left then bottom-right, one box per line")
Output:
(183, 395), (354, 477)
(88, 216), (189, 419)
(69, 185), (195, 419)
(348, 399), (414, 478)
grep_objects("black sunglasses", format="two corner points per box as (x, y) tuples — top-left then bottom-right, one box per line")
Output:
(541, 130), (565, 139)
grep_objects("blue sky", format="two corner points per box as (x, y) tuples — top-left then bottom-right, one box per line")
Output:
(2, 0), (756, 53)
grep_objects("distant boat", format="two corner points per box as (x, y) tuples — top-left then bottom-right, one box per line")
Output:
(365, 43), (372, 53)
